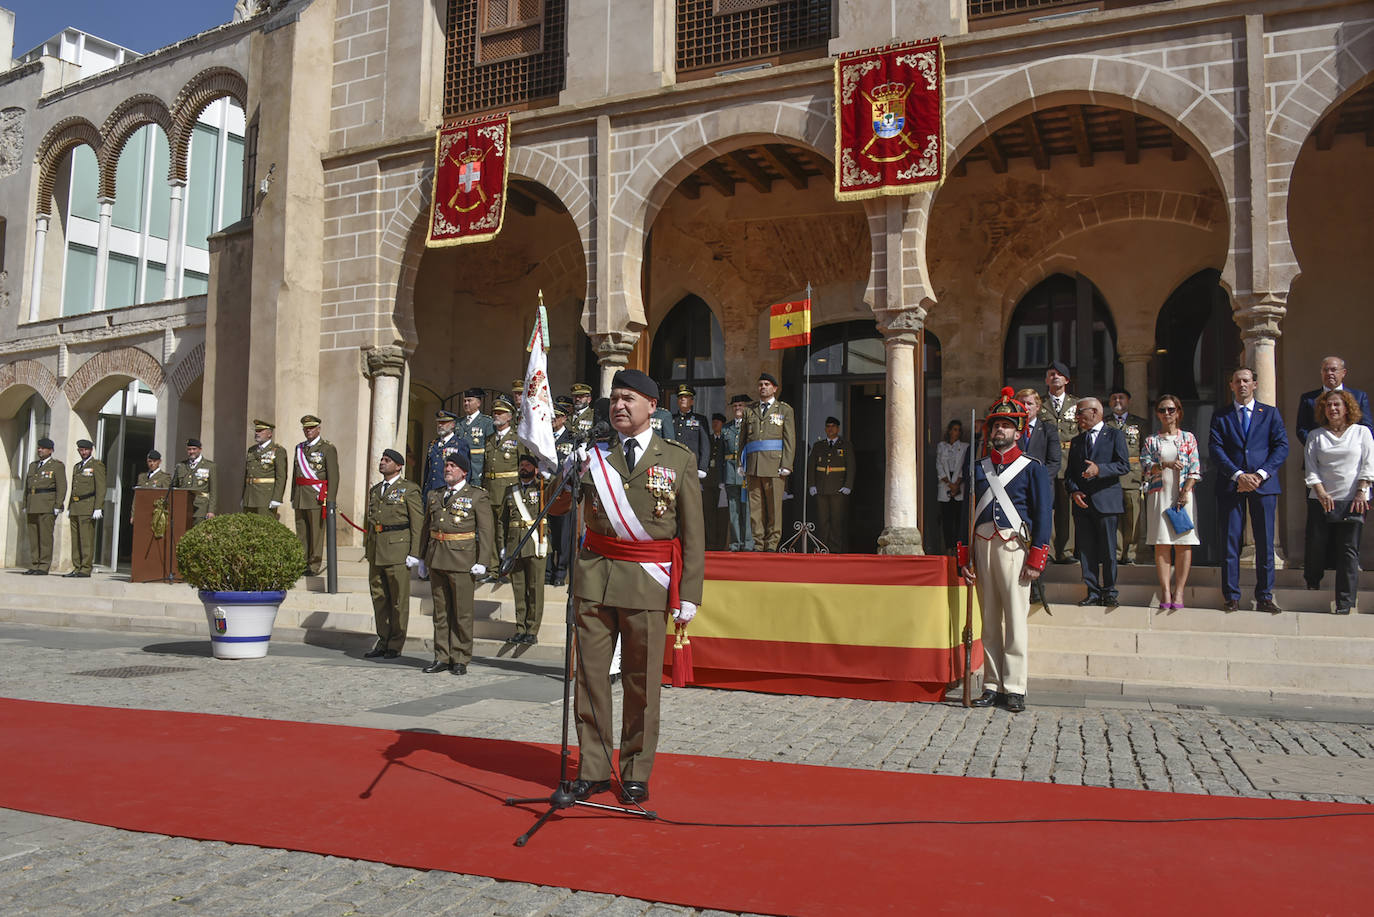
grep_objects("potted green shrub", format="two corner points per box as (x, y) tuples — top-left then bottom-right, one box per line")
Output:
(176, 513), (307, 659)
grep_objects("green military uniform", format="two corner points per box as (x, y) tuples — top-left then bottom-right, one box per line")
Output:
(172, 454), (217, 524)
(807, 434), (856, 554)
(740, 396), (796, 552)
(242, 421), (288, 517)
(291, 417), (340, 575)
(421, 481), (494, 668)
(572, 429), (704, 787)
(136, 469), (171, 488)
(1108, 411), (1148, 564)
(363, 473), (423, 654)
(570, 404), (594, 440)
(1041, 392), (1079, 561)
(483, 405), (520, 556)
(501, 476), (547, 642)
(67, 450), (107, 576)
(23, 453), (66, 574)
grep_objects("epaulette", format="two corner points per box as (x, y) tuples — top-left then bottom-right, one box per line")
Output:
(660, 438), (692, 455)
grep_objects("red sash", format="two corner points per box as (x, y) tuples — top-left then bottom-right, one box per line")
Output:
(582, 529), (682, 613)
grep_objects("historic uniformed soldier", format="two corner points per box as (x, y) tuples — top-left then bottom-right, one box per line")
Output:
(419, 451), (494, 675)
(958, 387), (1053, 714)
(551, 368), (704, 805)
(569, 383), (595, 440)
(131, 450), (171, 524)
(291, 415), (340, 576)
(66, 439), (107, 577)
(1106, 388), (1148, 564)
(1041, 361), (1080, 563)
(703, 413), (729, 551)
(807, 416), (856, 553)
(546, 402), (577, 586)
(172, 438), (217, 525)
(22, 437), (66, 575)
(723, 395), (753, 551)
(422, 408), (468, 499)
(671, 384), (711, 478)
(362, 448), (423, 659)
(739, 372), (796, 552)
(501, 454), (548, 644)
(242, 420), (288, 517)
(484, 398), (521, 558)
(457, 388), (495, 484)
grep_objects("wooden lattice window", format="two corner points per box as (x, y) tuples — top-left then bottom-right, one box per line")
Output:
(445, 0), (566, 118)
(676, 0), (833, 75)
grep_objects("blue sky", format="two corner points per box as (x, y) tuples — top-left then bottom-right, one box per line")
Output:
(7, 1), (230, 57)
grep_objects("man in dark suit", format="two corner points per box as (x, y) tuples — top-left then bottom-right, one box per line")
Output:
(1295, 355), (1372, 445)
(1065, 398), (1129, 608)
(1016, 389), (1061, 476)
(1210, 367), (1289, 613)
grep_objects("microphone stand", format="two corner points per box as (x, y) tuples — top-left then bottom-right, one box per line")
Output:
(503, 435), (656, 846)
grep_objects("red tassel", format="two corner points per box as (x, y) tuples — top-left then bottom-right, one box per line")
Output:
(680, 630), (694, 685)
(672, 624), (693, 687)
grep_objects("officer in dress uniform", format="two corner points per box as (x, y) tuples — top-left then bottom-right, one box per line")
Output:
(423, 408), (468, 499)
(1106, 388), (1148, 564)
(1041, 361), (1080, 563)
(570, 383), (595, 440)
(291, 415), (339, 576)
(172, 438), (217, 525)
(458, 388), (495, 484)
(671, 384), (711, 477)
(484, 398), (520, 563)
(23, 438), (66, 575)
(723, 395), (753, 550)
(511, 379), (526, 420)
(502, 454), (548, 644)
(650, 397), (676, 443)
(957, 388), (1053, 714)
(66, 439), (107, 577)
(362, 448), (423, 659)
(132, 450), (170, 525)
(551, 369), (703, 805)
(807, 417), (856, 553)
(419, 451), (493, 675)
(242, 420), (288, 517)
(703, 413), (728, 551)
(546, 402), (577, 586)
(740, 372), (796, 552)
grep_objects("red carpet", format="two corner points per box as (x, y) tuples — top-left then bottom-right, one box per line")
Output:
(1, 698), (1369, 915)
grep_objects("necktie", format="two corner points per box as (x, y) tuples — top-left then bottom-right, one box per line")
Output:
(624, 439), (638, 470)
(380, 481), (389, 499)
(1241, 406), (1251, 436)
(1088, 430), (1097, 451)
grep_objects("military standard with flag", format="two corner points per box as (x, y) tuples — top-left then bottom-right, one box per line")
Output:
(516, 292), (558, 471)
(769, 298), (811, 350)
(427, 112), (510, 247)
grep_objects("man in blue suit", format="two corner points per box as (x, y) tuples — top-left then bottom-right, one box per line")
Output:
(1065, 398), (1130, 608)
(1210, 367), (1289, 613)
(1295, 356), (1372, 445)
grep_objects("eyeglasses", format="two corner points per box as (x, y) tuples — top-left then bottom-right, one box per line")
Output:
(1157, 406), (1178, 414)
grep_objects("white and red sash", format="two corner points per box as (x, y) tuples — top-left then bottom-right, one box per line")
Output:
(295, 442), (328, 518)
(586, 442), (680, 611)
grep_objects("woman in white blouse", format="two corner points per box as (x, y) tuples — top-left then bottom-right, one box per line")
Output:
(935, 419), (968, 554)
(1304, 390), (1374, 614)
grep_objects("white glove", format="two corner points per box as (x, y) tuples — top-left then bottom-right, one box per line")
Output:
(404, 555), (420, 569)
(697, 469), (707, 479)
(54, 508), (61, 516)
(92, 509), (103, 520)
(471, 563), (487, 576)
(417, 559), (428, 579)
(574, 443), (591, 464)
(674, 601), (697, 624)
(839, 487), (851, 496)
(779, 468), (791, 477)
(269, 500), (281, 508)
(809, 486), (817, 496)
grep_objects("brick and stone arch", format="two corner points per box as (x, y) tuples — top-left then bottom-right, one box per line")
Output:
(0, 360), (63, 417)
(34, 117), (103, 217)
(169, 67), (248, 183)
(63, 347), (166, 408)
(166, 342), (205, 399)
(98, 95), (175, 199)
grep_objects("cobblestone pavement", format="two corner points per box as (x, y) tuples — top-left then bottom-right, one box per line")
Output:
(2, 622), (1372, 915)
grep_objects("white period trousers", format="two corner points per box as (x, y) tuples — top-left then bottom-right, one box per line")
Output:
(975, 524), (1031, 696)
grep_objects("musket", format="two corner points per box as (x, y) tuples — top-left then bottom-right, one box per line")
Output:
(962, 408), (977, 707)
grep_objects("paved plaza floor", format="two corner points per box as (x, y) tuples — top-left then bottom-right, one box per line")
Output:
(1, 621), (1372, 915)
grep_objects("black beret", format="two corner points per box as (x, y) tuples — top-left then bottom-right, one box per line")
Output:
(462, 387), (485, 400)
(37, 437), (54, 450)
(186, 437), (202, 448)
(758, 372), (778, 386)
(1109, 387), (1131, 399)
(382, 448), (404, 465)
(730, 394), (752, 404)
(147, 450), (161, 460)
(1046, 360), (1071, 380)
(824, 416), (840, 426)
(76, 439), (94, 449)
(711, 413), (726, 423)
(443, 450), (471, 474)
(611, 369), (658, 401)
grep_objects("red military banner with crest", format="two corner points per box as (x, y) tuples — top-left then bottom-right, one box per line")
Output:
(833, 38), (945, 201)
(426, 113), (509, 247)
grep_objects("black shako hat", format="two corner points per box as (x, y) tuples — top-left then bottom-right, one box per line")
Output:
(611, 369), (658, 401)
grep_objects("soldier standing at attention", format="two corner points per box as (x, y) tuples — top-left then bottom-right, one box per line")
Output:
(23, 437), (66, 575)
(363, 448), (423, 660)
(671, 384), (711, 480)
(484, 398), (520, 562)
(570, 383), (594, 440)
(420, 452), (493, 675)
(546, 402), (577, 586)
(703, 413), (729, 551)
(242, 420), (288, 517)
(1042, 361), (1080, 563)
(458, 388), (494, 484)
(172, 438), (217, 525)
(502, 454), (548, 644)
(511, 379), (526, 420)
(291, 415), (339, 576)
(131, 450), (170, 525)
(723, 395), (753, 551)
(1107, 388), (1148, 564)
(66, 439), (107, 577)
(740, 372), (795, 552)
(808, 417), (856, 553)
(423, 409), (465, 499)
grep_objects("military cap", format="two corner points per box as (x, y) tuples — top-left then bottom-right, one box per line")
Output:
(147, 449), (161, 460)
(611, 369), (658, 401)
(300, 414), (322, 427)
(824, 416), (840, 427)
(984, 386), (1029, 434)
(435, 409), (457, 422)
(253, 419), (275, 431)
(676, 384), (696, 398)
(37, 437), (54, 450)
(444, 450), (471, 474)
(711, 412), (726, 423)
(571, 383), (592, 396)
(76, 439), (94, 449)
(1046, 360), (1071, 380)
(554, 403), (571, 417)
(186, 437), (202, 448)
(554, 394), (573, 407)
(491, 397), (514, 415)
(758, 372), (779, 386)
(1109, 386), (1131, 399)
(511, 379), (525, 392)
(517, 453), (537, 466)
(462, 387), (485, 400)
(730, 394), (752, 404)
(381, 448), (404, 465)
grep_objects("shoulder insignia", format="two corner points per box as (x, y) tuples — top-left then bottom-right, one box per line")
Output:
(661, 438), (692, 455)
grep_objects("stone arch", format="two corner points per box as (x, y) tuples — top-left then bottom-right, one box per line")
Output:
(63, 347), (165, 407)
(166, 342), (205, 399)
(508, 145), (593, 254)
(0, 360), (62, 417)
(34, 117), (103, 217)
(98, 94), (175, 200)
(169, 67), (248, 183)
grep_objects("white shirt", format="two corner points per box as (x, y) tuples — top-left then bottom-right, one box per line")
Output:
(465, 411), (481, 422)
(621, 428), (653, 471)
(382, 471), (402, 488)
(1086, 420), (1104, 448)
(448, 479), (468, 496)
(1051, 393), (1065, 412)
(935, 441), (968, 503)
(1304, 425), (1374, 500)
(305, 436), (320, 448)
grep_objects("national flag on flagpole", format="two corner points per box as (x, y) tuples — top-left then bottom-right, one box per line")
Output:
(517, 291), (558, 470)
(769, 299), (812, 350)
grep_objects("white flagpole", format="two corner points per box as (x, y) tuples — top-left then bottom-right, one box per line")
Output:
(803, 281), (813, 550)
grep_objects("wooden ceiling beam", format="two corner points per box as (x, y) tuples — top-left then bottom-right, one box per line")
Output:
(728, 149), (774, 193)
(1019, 114), (1050, 171)
(513, 180), (567, 213)
(980, 135), (1008, 174)
(758, 144), (809, 190)
(506, 186), (537, 217)
(676, 176), (702, 199)
(1121, 111), (1139, 165)
(1363, 103), (1374, 147)
(1068, 105), (1093, 168)
(698, 161), (737, 197)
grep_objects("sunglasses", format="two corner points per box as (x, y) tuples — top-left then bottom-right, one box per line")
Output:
(1156, 406), (1178, 414)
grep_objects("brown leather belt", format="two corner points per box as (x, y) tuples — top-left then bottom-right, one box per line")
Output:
(433, 531), (474, 541)
(488, 471), (518, 479)
(374, 523), (408, 533)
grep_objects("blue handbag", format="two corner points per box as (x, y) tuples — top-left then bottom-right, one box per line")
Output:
(1163, 505), (1194, 536)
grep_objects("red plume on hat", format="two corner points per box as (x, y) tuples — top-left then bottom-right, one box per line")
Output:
(982, 386), (1028, 455)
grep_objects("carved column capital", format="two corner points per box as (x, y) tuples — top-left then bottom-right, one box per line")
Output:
(591, 330), (640, 367)
(1233, 292), (1287, 345)
(879, 306), (927, 345)
(364, 344), (407, 379)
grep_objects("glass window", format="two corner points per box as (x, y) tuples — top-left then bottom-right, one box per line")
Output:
(184, 270), (209, 296)
(144, 262), (167, 301)
(111, 127), (147, 232)
(69, 146), (99, 221)
(62, 244), (97, 316)
(105, 253), (138, 310)
(846, 338), (885, 375)
(808, 341), (843, 375)
(222, 134), (245, 227)
(148, 129), (172, 241)
(185, 124), (219, 250)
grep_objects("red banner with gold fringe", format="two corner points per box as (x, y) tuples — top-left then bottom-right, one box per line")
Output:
(426, 113), (509, 247)
(834, 38), (945, 201)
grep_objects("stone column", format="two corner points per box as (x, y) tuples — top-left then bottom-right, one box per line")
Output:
(591, 330), (639, 397)
(877, 308), (926, 556)
(364, 345), (407, 474)
(1118, 351), (1153, 409)
(164, 181), (186, 300)
(91, 197), (114, 312)
(28, 215), (48, 322)
(1236, 295), (1285, 407)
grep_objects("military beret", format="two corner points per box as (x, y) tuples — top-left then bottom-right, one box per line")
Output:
(1046, 361), (1071, 380)
(300, 414), (321, 427)
(147, 450), (161, 460)
(711, 413), (726, 423)
(186, 437), (202, 448)
(36, 437), (54, 450)
(677, 384), (696, 398)
(730, 394), (752, 404)
(1109, 386), (1131, 399)
(611, 369), (658, 401)
(381, 448), (404, 465)
(571, 383), (592, 396)
(76, 439), (94, 449)
(825, 416), (840, 426)
(491, 398), (514, 415)
(758, 372), (779, 386)
(253, 419), (274, 431)
(435, 409), (457, 422)
(443, 450), (471, 474)
(462, 387), (485, 400)
(518, 453), (537, 466)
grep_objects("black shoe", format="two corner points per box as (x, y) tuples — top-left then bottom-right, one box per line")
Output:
(1103, 595), (1120, 609)
(30, 570), (46, 576)
(620, 781), (649, 804)
(970, 689), (1002, 708)
(1306, 583), (1321, 591)
(422, 660), (448, 674)
(78, 572), (91, 578)
(1077, 595), (1101, 606)
(1222, 599), (1240, 613)
(22, 569), (35, 575)
(1334, 605), (1352, 615)
(521, 633), (537, 645)
(569, 779), (610, 800)
(1004, 693), (1026, 713)
(504, 633), (522, 644)
(553, 576), (566, 587)
(364, 648), (387, 658)
(1257, 598), (1282, 615)
(450, 663), (467, 675)
(383, 650), (399, 659)
(63, 571), (80, 578)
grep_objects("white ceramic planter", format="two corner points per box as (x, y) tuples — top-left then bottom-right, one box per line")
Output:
(199, 591), (286, 659)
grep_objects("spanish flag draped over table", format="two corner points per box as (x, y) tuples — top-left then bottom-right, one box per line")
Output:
(665, 553), (981, 702)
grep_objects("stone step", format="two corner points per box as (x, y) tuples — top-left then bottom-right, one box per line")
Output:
(1028, 601), (1374, 636)
(1041, 563), (1374, 590)
(1031, 645), (1374, 694)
